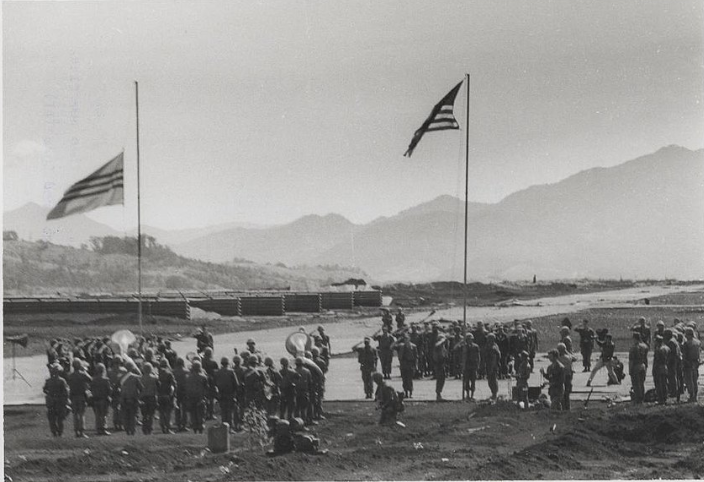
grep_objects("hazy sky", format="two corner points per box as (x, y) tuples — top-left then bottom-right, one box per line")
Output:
(4, 0), (703, 231)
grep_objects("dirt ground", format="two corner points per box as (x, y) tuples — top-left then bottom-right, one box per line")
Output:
(5, 400), (704, 481)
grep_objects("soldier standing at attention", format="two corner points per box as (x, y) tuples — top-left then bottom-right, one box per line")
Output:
(396, 332), (418, 398)
(310, 348), (327, 420)
(243, 357), (265, 409)
(44, 364), (69, 437)
(495, 325), (510, 379)
(354, 337), (378, 399)
(120, 362), (143, 436)
(90, 362), (112, 436)
(278, 358), (297, 420)
(67, 359), (92, 438)
(185, 360), (209, 433)
(293, 357), (312, 424)
(462, 333), (481, 400)
(264, 357), (282, 417)
(682, 327), (701, 402)
(173, 358), (189, 432)
(472, 322), (488, 379)
(524, 320), (539, 371)
(628, 332), (649, 404)
(663, 329), (682, 402)
(541, 349), (565, 410)
(395, 309), (406, 331)
(556, 343), (576, 410)
(201, 347), (219, 420)
(374, 326), (396, 379)
(515, 351), (531, 406)
(652, 335), (670, 405)
(140, 362), (159, 434)
(214, 357), (239, 429)
(157, 358), (177, 434)
(108, 356), (125, 432)
(574, 319), (596, 372)
(433, 331), (449, 401)
(485, 333), (502, 401)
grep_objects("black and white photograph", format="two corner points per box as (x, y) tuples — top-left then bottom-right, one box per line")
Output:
(3, 1), (704, 480)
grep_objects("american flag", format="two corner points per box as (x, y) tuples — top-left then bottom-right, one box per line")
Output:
(404, 81), (463, 157)
(47, 152), (124, 220)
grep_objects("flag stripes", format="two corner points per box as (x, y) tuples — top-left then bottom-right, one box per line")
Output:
(404, 81), (463, 157)
(47, 152), (125, 220)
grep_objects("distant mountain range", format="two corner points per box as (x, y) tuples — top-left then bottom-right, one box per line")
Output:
(5, 145), (703, 282)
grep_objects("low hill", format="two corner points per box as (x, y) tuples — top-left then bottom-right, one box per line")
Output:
(2, 238), (367, 296)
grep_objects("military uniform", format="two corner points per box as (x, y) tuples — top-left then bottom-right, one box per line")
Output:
(43, 369), (69, 437)
(67, 365), (92, 438)
(90, 367), (112, 435)
(652, 341), (670, 404)
(214, 362), (239, 428)
(682, 334), (701, 402)
(185, 364), (209, 433)
(628, 338), (649, 404)
(120, 370), (143, 435)
(462, 339), (481, 399)
(574, 325), (596, 372)
(375, 331), (396, 379)
(397, 339), (418, 397)
(356, 343), (378, 398)
(544, 357), (565, 410)
(484, 338), (501, 400)
(293, 362), (312, 422)
(140, 365), (159, 434)
(157, 364), (177, 433)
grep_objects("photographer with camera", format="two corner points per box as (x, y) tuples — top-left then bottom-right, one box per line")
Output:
(586, 330), (619, 386)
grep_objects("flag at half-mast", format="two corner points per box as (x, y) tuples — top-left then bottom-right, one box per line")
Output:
(47, 152), (124, 220)
(404, 80), (463, 157)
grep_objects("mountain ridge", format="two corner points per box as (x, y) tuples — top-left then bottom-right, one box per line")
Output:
(5, 145), (703, 281)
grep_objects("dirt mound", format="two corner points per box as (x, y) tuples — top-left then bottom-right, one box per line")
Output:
(6, 402), (704, 481)
(593, 404), (704, 444)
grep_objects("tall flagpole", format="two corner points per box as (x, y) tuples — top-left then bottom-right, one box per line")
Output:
(462, 73), (470, 329)
(135, 81), (143, 336)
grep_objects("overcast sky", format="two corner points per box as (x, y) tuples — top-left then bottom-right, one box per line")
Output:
(4, 0), (703, 231)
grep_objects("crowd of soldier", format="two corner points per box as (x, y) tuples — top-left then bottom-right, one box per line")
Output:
(356, 310), (540, 403)
(359, 311), (700, 411)
(43, 326), (333, 438)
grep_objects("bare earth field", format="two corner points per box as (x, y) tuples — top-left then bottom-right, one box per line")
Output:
(4, 400), (704, 481)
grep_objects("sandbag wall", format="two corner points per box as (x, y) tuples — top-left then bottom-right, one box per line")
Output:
(283, 293), (322, 313)
(4, 290), (381, 318)
(320, 292), (354, 310)
(239, 295), (285, 316)
(3, 297), (191, 319)
(353, 290), (382, 307)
